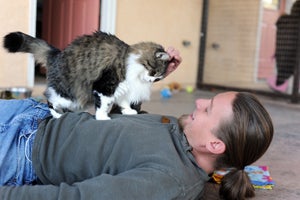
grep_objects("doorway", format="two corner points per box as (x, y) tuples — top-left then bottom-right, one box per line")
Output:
(34, 0), (101, 84)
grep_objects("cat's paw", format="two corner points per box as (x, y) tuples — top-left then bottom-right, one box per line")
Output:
(95, 113), (111, 120)
(50, 109), (62, 118)
(122, 108), (138, 115)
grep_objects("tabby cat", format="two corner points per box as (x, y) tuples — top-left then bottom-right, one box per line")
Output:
(3, 31), (170, 120)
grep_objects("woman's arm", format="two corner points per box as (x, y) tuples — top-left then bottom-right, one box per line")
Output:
(0, 168), (187, 200)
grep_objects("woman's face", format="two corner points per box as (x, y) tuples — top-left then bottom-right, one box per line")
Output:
(179, 92), (236, 153)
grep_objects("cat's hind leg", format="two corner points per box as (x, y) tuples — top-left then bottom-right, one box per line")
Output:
(45, 87), (77, 118)
(47, 102), (63, 118)
(93, 91), (114, 120)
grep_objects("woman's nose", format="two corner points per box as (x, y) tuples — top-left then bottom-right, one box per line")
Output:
(195, 99), (209, 109)
(195, 99), (203, 109)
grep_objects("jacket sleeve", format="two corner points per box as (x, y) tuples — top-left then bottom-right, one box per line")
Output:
(0, 168), (191, 200)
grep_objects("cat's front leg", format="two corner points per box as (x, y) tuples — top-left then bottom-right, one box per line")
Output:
(117, 99), (138, 115)
(122, 107), (138, 115)
(93, 91), (114, 120)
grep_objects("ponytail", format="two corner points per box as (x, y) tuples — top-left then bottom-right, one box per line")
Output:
(220, 169), (254, 200)
(211, 92), (273, 200)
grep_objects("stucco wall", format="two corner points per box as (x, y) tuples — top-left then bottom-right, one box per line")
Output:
(1, 0), (203, 91)
(0, 1), (34, 88)
(0, 0), (266, 92)
(115, 0), (203, 90)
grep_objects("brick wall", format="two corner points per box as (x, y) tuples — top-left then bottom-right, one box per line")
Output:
(203, 0), (263, 89)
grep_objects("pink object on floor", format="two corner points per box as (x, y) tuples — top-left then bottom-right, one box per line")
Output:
(267, 76), (288, 93)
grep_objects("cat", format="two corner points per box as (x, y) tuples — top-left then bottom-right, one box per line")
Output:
(3, 31), (170, 120)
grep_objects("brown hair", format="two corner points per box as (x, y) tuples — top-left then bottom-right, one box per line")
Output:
(212, 92), (274, 200)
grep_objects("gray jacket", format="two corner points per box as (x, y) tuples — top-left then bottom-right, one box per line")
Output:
(1, 112), (209, 200)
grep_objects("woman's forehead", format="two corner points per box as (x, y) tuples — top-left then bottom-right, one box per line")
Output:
(214, 92), (236, 104)
(211, 92), (236, 117)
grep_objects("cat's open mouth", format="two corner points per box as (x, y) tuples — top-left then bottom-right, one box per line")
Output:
(154, 77), (163, 82)
(141, 72), (164, 82)
(146, 75), (163, 82)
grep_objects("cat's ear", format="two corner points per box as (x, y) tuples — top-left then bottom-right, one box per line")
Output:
(155, 52), (170, 61)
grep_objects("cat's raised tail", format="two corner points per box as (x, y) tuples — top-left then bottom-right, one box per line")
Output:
(3, 31), (60, 67)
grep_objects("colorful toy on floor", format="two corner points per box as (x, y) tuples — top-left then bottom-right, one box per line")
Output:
(160, 88), (172, 99)
(160, 82), (194, 98)
(168, 82), (181, 93)
(186, 85), (194, 93)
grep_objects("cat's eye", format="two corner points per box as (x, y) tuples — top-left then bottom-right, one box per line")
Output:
(155, 52), (169, 60)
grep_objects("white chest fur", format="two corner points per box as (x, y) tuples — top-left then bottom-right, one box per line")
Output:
(114, 53), (153, 104)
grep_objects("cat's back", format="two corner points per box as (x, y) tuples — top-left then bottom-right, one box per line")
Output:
(64, 31), (129, 57)
(49, 31), (130, 106)
(58, 31), (130, 80)
(54, 31), (130, 86)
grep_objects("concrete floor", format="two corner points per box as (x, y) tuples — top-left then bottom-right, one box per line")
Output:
(31, 87), (300, 199)
(141, 89), (300, 200)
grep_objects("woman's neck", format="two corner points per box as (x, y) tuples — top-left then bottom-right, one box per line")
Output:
(192, 150), (216, 174)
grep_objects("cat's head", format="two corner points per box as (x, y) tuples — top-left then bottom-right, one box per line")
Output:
(130, 42), (170, 82)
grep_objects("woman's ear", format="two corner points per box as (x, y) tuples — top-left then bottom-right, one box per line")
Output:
(206, 139), (225, 155)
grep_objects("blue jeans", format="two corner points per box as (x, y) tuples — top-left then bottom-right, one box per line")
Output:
(0, 98), (50, 186)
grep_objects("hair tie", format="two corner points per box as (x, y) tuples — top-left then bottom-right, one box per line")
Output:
(211, 169), (232, 184)
(239, 166), (246, 171)
(212, 167), (247, 183)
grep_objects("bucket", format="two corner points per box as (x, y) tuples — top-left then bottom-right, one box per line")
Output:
(0, 87), (32, 99)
